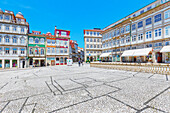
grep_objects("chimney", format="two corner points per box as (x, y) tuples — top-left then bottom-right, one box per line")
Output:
(55, 26), (57, 30)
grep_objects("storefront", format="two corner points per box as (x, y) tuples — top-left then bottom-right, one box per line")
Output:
(47, 57), (55, 66)
(100, 52), (112, 62)
(5, 60), (10, 68)
(121, 48), (153, 63)
(12, 60), (17, 67)
(160, 46), (170, 63)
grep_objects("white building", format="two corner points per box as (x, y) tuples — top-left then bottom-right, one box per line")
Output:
(84, 28), (102, 62)
(0, 10), (29, 69)
(101, 0), (170, 63)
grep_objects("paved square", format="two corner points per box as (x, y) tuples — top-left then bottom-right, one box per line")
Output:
(0, 64), (169, 113)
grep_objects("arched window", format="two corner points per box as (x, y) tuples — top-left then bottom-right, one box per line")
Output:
(35, 38), (39, 44)
(20, 37), (25, 44)
(40, 38), (44, 44)
(13, 37), (17, 43)
(29, 37), (33, 43)
(5, 36), (10, 43)
(29, 48), (33, 54)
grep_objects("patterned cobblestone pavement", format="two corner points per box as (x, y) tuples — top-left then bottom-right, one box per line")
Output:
(0, 64), (169, 113)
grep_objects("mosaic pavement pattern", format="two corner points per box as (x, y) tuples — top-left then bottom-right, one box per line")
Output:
(0, 64), (169, 113)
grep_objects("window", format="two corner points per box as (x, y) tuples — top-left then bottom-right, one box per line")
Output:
(5, 26), (9, 31)
(146, 18), (152, 25)
(29, 48), (33, 54)
(21, 48), (25, 54)
(20, 38), (25, 44)
(29, 38), (33, 43)
(121, 38), (125, 44)
(52, 48), (55, 53)
(90, 45), (93, 48)
(97, 39), (100, 42)
(154, 14), (162, 23)
(121, 27), (124, 33)
(97, 32), (100, 36)
(138, 21), (143, 28)
(64, 41), (67, 46)
(165, 41), (170, 46)
(126, 36), (130, 43)
(126, 25), (130, 32)
(21, 28), (24, 33)
(97, 45), (100, 48)
(116, 29), (120, 35)
(86, 31), (89, 35)
(35, 38), (39, 44)
(146, 31), (152, 39)
(40, 38), (44, 44)
(87, 51), (89, 53)
(117, 40), (120, 45)
(56, 48), (59, 53)
(60, 48), (63, 53)
(13, 26), (17, 31)
(94, 39), (96, 42)
(5, 15), (9, 20)
(90, 38), (92, 42)
(155, 28), (162, 37)
(35, 48), (39, 55)
(0, 48), (2, 54)
(86, 38), (89, 42)
(94, 32), (96, 35)
(90, 32), (92, 35)
(164, 10), (170, 19)
(5, 48), (10, 54)
(5, 36), (10, 43)
(56, 40), (59, 45)
(0, 15), (2, 20)
(13, 48), (17, 54)
(133, 14), (136, 17)
(138, 34), (143, 41)
(64, 48), (67, 53)
(52, 40), (55, 45)
(165, 26), (170, 36)
(140, 10), (144, 14)
(147, 6), (152, 11)
(13, 37), (17, 43)
(132, 35), (136, 42)
(47, 48), (50, 53)
(86, 44), (89, 48)
(0, 36), (2, 43)
(132, 24), (136, 30)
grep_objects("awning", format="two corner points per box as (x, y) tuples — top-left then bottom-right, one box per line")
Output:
(121, 50), (135, 57)
(160, 46), (170, 53)
(133, 48), (153, 56)
(100, 52), (112, 57)
(121, 48), (153, 57)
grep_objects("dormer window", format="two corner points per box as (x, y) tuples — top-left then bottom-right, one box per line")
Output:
(18, 18), (21, 22)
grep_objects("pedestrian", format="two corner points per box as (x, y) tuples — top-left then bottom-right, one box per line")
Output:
(81, 60), (83, 66)
(78, 60), (81, 67)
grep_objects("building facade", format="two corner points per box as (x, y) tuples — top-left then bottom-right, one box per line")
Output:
(78, 47), (84, 61)
(28, 31), (46, 67)
(69, 40), (78, 62)
(101, 0), (170, 63)
(84, 28), (102, 62)
(46, 27), (70, 66)
(0, 10), (28, 69)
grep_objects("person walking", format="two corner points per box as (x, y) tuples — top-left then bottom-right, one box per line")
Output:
(81, 60), (83, 66)
(78, 60), (81, 67)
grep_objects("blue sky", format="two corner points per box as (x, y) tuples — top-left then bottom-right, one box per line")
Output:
(0, 0), (155, 48)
